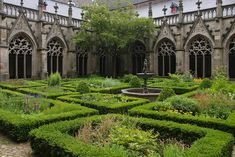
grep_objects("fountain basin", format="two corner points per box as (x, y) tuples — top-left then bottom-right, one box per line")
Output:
(121, 88), (162, 102)
(137, 73), (155, 79)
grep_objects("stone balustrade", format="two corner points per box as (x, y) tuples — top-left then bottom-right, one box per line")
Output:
(154, 3), (235, 26)
(2, 2), (82, 27)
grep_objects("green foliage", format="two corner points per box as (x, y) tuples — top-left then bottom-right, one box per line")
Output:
(149, 77), (199, 94)
(122, 74), (136, 83)
(129, 102), (235, 135)
(193, 92), (234, 119)
(166, 96), (198, 115)
(163, 144), (185, 157)
(18, 86), (74, 99)
(109, 126), (160, 156)
(29, 115), (234, 157)
(58, 93), (149, 114)
(200, 78), (212, 89)
(75, 3), (155, 55)
(0, 91), (98, 142)
(169, 73), (193, 83)
(76, 81), (90, 94)
(129, 76), (141, 88)
(89, 77), (122, 88)
(157, 88), (175, 101)
(48, 72), (62, 87)
(0, 90), (50, 114)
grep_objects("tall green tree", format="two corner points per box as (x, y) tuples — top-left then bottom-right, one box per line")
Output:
(75, 1), (155, 76)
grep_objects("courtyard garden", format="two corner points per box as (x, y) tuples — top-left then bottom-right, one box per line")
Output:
(0, 71), (235, 157)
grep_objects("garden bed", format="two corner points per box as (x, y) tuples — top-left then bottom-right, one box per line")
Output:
(17, 86), (77, 99)
(0, 89), (98, 142)
(148, 75), (199, 94)
(58, 93), (149, 114)
(62, 77), (130, 94)
(29, 114), (234, 157)
(129, 103), (235, 135)
(0, 80), (44, 90)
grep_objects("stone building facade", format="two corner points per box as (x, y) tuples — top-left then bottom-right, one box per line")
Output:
(0, 0), (235, 80)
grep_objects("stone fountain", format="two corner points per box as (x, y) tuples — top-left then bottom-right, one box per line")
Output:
(121, 59), (162, 101)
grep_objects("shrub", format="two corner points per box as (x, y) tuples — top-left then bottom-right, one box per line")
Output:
(200, 78), (212, 89)
(192, 92), (234, 119)
(122, 74), (136, 83)
(166, 96), (198, 115)
(129, 76), (141, 88)
(157, 88), (175, 101)
(102, 78), (122, 87)
(109, 126), (160, 156)
(48, 72), (61, 87)
(181, 72), (193, 82)
(76, 81), (90, 94)
(29, 114), (234, 157)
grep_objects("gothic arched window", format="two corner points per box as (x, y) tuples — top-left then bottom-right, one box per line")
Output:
(47, 38), (63, 76)
(132, 41), (146, 74)
(228, 37), (235, 78)
(188, 36), (212, 78)
(76, 46), (88, 76)
(9, 35), (32, 79)
(157, 40), (176, 76)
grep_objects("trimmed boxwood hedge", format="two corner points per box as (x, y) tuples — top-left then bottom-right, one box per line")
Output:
(0, 88), (26, 96)
(148, 84), (199, 94)
(64, 84), (130, 94)
(29, 114), (234, 157)
(0, 80), (43, 90)
(17, 87), (78, 99)
(129, 102), (235, 135)
(0, 98), (98, 142)
(58, 93), (149, 114)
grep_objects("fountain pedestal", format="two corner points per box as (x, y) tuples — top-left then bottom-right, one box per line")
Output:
(121, 59), (162, 102)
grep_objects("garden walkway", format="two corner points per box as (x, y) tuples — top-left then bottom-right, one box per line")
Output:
(0, 133), (235, 157)
(0, 134), (34, 157)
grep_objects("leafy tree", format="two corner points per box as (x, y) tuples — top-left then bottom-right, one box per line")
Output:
(75, 1), (155, 76)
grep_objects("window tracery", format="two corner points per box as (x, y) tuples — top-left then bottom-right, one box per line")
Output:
(157, 40), (176, 76)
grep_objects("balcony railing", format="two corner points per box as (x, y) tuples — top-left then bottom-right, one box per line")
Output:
(154, 3), (235, 26)
(2, 2), (82, 27)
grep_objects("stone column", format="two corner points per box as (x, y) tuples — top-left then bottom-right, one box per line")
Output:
(66, 0), (76, 77)
(0, 1), (9, 80)
(41, 33), (48, 79)
(213, 0), (223, 75)
(36, 0), (47, 79)
(175, 0), (185, 74)
(87, 53), (98, 75)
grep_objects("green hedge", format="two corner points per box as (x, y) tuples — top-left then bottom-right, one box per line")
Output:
(17, 87), (78, 99)
(129, 103), (235, 135)
(58, 93), (149, 114)
(0, 99), (98, 142)
(148, 85), (199, 94)
(0, 88), (25, 96)
(0, 81), (43, 90)
(29, 114), (234, 157)
(64, 84), (130, 94)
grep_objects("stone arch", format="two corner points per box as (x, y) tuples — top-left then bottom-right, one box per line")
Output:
(75, 46), (88, 76)
(131, 41), (146, 74)
(8, 33), (34, 79)
(226, 34), (235, 78)
(156, 38), (176, 76)
(46, 37), (64, 76)
(186, 35), (213, 78)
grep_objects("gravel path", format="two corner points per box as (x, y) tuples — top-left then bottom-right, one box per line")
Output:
(0, 134), (34, 157)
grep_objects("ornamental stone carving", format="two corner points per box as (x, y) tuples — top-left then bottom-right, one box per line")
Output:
(185, 17), (214, 47)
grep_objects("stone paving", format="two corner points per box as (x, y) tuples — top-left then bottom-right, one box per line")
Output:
(0, 134), (34, 157)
